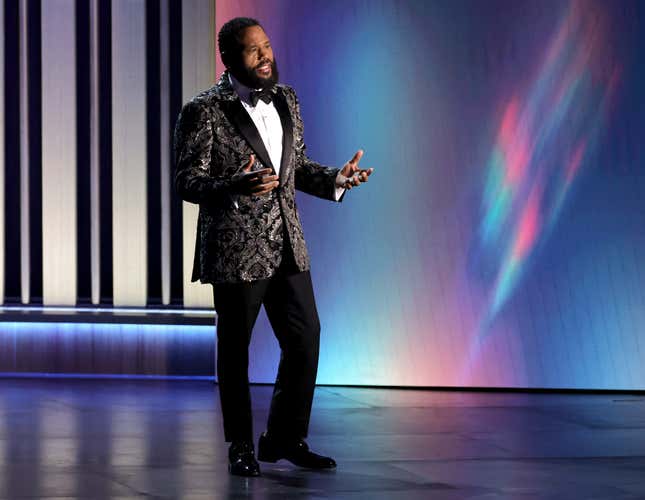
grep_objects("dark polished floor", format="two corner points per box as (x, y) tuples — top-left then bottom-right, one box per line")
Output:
(0, 379), (644, 499)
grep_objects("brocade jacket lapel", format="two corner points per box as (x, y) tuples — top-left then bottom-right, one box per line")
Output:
(221, 99), (275, 172)
(273, 89), (294, 187)
(216, 71), (295, 177)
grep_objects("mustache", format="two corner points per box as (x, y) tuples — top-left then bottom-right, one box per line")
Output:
(256, 59), (273, 68)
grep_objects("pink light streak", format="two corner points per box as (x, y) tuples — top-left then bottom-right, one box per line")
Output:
(566, 141), (586, 184)
(511, 185), (541, 261)
(471, 0), (621, 341)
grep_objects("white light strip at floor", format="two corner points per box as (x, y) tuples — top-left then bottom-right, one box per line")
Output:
(0, 372), (215, 381)
(0, 305), (215, 317)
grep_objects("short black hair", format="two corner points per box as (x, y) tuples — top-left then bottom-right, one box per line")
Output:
(218, 17), (262, 68)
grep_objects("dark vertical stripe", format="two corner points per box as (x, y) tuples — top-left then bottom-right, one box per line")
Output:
(76, 0), (92, 304)
(3, 0), (21, 303)
(169, 0), (183, 305)
(99, 0), (113, 304)
(28, 0), (42, 304)
(146, 0), (162, 305)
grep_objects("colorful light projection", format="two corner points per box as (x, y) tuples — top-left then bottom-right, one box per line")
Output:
(211, 0), (642, 388)
(472, 1), (621, 339)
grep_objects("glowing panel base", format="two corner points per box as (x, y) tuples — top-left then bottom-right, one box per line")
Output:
(0, 320), (216, 377)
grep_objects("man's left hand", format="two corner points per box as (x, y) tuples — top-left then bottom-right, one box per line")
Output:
(338, 149), (374, 190)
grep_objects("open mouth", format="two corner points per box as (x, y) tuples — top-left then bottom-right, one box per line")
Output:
(256, 62), (272, 76)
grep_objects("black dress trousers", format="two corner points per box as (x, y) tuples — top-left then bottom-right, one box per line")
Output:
(212, 245), (321, 443)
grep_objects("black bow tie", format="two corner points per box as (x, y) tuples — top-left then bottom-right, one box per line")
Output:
(249, 88), (273, 106)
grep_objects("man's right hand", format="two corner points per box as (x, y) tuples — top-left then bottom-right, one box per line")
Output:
(230, 155), (279, 196)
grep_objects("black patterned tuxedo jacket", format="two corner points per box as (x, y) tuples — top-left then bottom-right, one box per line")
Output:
(174, 72), (342, 284)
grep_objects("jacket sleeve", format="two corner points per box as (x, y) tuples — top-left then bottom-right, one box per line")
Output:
(287, 88), (342, 202)
(173, 100), (232, 205)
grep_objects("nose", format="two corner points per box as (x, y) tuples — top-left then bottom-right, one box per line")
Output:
(258, 46), (270, 60)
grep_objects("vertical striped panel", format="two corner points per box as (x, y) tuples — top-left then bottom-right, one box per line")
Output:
(181, 0), (215, 308)
(97, 0), (113, 304)
(160, 0), (171, 305)
(145, 1), (162, 305)
(75, 0), (92, 303)
(26, 0), (43, 304)
(41, 0), (77, 305)
(19, 0), (30, 304)
(168, 0), (184, 305)
(4, 1), (20, 303)
(0, 0), (4, 304)
(111, 0), (147, 306)
(89, 0), (100, 304)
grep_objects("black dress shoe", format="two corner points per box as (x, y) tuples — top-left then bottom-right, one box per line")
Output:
(257, 432), (336, 469)
(228, 440), (261, 477)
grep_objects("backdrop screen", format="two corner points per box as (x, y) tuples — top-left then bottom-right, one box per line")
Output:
(2, 0), (644, 389)
(216, 0), (645, 389)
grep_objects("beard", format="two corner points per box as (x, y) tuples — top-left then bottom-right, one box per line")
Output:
(231, 58), (279, 90)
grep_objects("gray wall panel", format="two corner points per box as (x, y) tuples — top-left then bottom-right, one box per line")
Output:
(160, 0), (171, 305)
(89, 0), (101, 305)
(41, 0), (77, 305)
(0, 0), (5, 304)
(111, 0), (147, 306)
(181, 0), (215, 308)
(19, 0), (30, 304)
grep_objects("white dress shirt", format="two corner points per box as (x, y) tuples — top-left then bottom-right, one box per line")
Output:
(229, 74), (345, 200)
(230, 74), (284, 174)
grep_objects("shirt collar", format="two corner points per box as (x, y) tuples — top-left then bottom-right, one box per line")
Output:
(228, 73), (260, 106)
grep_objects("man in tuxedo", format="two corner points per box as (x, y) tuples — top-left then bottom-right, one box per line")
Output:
(174, 17), (372, 477)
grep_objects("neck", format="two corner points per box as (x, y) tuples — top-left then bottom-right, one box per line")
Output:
(229, 72), (261, 102)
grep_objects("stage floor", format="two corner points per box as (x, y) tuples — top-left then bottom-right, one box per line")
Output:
(0, 379), (644, 499)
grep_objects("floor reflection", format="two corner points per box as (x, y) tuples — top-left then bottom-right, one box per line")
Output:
(0, 379), (643, 499)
